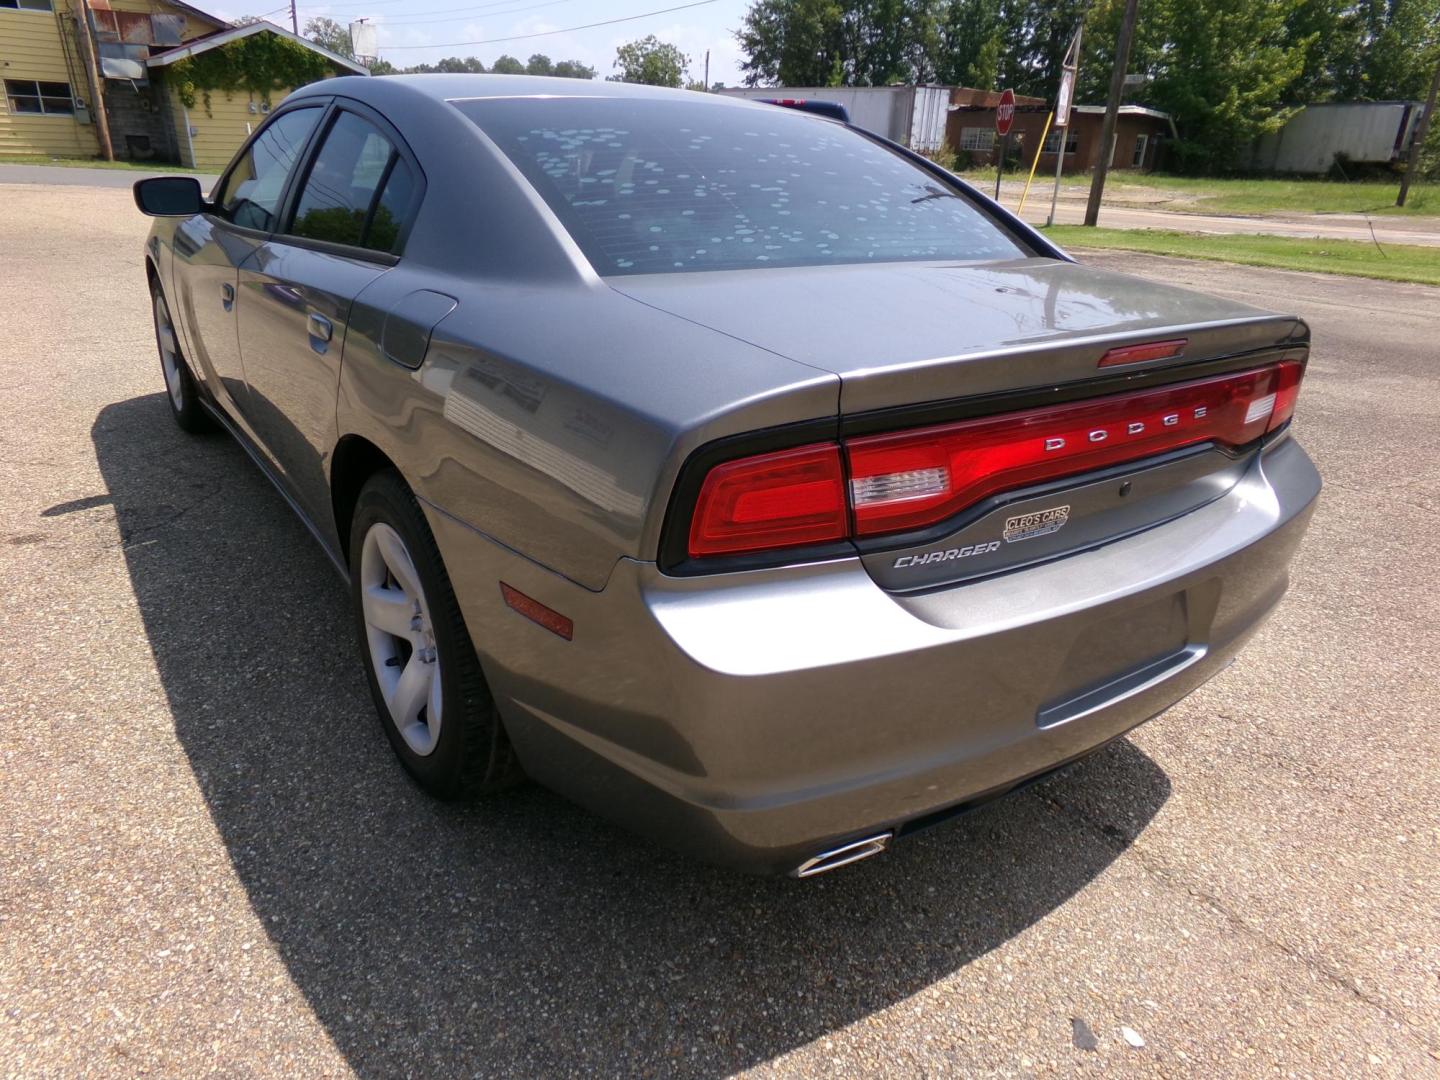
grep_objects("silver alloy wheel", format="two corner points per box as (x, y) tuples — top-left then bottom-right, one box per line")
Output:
(360, 522), (443, 756)
(154, 291), (185, 411)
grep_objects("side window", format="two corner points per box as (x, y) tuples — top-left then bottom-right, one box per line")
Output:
(367, 158), (416, 254)
(220, 107), (322, 231)
(290, 111), (417, 255)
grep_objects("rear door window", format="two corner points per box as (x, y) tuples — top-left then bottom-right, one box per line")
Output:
(455, 96), (1026, 276)
(219, 107), (322, 232)
(288, 110), (416, 255)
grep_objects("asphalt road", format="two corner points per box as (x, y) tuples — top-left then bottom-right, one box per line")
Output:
(1, 181), (1437, 1078)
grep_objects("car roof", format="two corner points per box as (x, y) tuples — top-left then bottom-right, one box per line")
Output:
(295, 74), (763, 109)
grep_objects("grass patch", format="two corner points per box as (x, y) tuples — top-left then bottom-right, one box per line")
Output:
(954, 166), (1436, 216)
(1102, 172), (1436, 217)
(1046, 226), (1440, 286)
(1, 155), (203, 174)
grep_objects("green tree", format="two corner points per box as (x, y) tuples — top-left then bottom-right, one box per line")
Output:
(737, 0), (844, 85)
(933, 0), (1002, 87)
(552, 59), (598, 79)
(406, 56), (486, 73)
(738, 0), (939, 86)
(303, 16), (354, 59)
(491, 54), (527, 74)
(1350, 0), (1440, 100)
(526, 53), (554, 76)
(1081, 0), (1314, 171)
(612, 35), (690, 86)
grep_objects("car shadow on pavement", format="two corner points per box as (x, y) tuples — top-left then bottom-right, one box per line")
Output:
(94, 393), (1172, 1078)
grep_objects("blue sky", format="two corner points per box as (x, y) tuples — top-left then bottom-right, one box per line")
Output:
(216, 0), (755, 86)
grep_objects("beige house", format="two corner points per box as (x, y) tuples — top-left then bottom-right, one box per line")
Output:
(1, 1), (365, 169)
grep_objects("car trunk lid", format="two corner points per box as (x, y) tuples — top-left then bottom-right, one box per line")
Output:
(640, 258), (1308, 589)
(612, 257), (1304, 414)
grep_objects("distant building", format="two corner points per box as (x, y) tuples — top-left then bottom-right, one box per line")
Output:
(721, 85), (1175, 173)
(948, 101), (1175, 174)
(1249, 101), (1425, 175)
(0, 2), (365, 168)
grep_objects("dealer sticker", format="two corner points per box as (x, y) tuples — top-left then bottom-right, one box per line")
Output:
(1003, 505), (1071, 543)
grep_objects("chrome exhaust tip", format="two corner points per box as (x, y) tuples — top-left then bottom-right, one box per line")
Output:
(793, 832), (893, 878)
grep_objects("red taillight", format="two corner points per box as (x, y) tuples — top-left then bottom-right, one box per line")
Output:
(1267, 359), (1304, 433)
(683, 358), (1304, 557)
(688, 443), (848, 558)
(847, 362), (1302, 536)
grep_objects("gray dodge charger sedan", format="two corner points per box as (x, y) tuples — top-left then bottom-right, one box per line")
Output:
(134, 76), (1320, 876)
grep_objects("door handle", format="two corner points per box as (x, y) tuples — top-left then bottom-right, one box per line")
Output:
(307, 313), (333, 342)
(221, 282), (235, 311)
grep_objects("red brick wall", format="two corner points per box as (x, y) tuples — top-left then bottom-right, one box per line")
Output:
(946, 108), (1169, 173)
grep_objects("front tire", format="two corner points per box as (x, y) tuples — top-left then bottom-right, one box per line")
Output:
(350, 469), (521, 798)
(151, 283), (215, 434)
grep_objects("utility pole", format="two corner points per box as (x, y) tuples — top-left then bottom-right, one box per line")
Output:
(704, 49), (710, 90)
(74, 0), (113, 161)
(290, 0), (298, 35)
(1397, 56), (1440, 208)
(1048, 22), (1082, 227)
(1083, 0), (1139, 226)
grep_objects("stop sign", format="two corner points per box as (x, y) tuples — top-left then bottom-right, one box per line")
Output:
(995, 88), (1016, 136)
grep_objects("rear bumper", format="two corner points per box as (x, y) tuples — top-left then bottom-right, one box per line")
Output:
(430, 436), (1320, 875)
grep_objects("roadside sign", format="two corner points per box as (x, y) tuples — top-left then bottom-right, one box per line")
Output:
(993, 89), (1015, 199)
(1055, 68), (1075, 128)
(1048, 23), (1084, 226)
(996, 88), (1016, 136)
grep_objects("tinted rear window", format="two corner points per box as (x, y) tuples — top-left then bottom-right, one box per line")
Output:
(454, 97), (1026, 276)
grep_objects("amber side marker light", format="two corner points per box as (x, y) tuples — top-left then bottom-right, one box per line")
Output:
(1097, 338), (1189, 367)
(500, 582), (573, 641)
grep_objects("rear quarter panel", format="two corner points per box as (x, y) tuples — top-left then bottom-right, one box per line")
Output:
(336, 271), (839, 590)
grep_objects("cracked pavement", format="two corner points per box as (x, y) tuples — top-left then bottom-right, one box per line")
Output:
(1, 183), (1437, 1077)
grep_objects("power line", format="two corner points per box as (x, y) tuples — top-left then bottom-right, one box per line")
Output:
(377, 0), (719, 49)
(355, 0), (585, 29)
(299, 0), (545, 13)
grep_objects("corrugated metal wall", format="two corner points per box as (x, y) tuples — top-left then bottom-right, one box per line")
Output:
(1251, 103), (1419, 174)
(907, 86), (950, 151)
(720, 86), (946, 147)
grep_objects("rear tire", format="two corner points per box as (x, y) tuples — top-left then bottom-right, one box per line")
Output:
(150, 282), (215, 434)
(349, 469), (522, 798)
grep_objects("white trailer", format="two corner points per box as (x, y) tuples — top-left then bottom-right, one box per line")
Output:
(1250, 101), (1425, 174)
(719, 85), (952, 151)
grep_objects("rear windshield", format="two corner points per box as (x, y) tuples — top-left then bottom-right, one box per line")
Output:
(453, 96), (1027, 276)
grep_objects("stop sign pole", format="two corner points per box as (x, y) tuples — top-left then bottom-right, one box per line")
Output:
(994, 88), (1016, 200)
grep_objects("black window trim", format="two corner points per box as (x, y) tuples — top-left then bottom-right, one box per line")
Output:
(208, 98), (331, 241)
(4, 77), (75, 115)
(272, 96), (426, 266)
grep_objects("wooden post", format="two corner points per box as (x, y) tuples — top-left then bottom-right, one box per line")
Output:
(1397, 57), (1440, 208)
(1083, 0), (1139, 226)
(74, 0), (114, 161)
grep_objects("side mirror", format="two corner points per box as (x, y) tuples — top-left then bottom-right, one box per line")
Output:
(133, 175), (206, 217)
